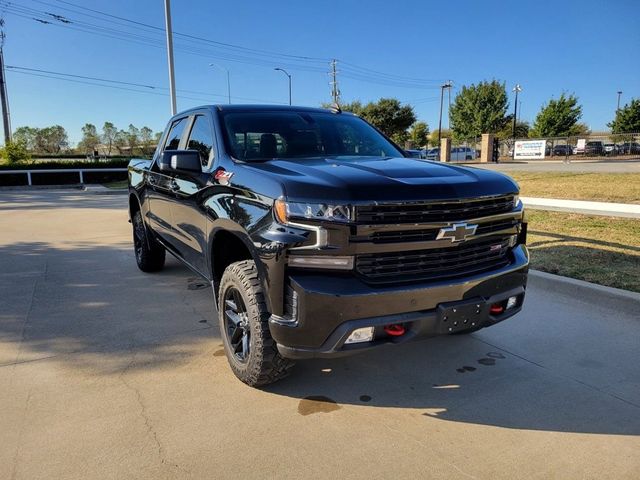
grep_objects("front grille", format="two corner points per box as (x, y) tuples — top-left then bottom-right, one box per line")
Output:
(356, 218), (519, 244)
(356, 195), (515, 224)
(355, 237), (512, 284)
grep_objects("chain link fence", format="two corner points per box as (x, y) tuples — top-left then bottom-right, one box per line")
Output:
(496, 132), (640, 162)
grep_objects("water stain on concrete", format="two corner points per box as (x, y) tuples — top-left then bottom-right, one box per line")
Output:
(487, 352), (506, 359)
(456, 366), (477, 373)
(213, 349), (226, 357)
(359, 395), (372, 402)
(478, 358), (496, 366)
(298, 396), (341, 416)
(187, 279), (209, 290)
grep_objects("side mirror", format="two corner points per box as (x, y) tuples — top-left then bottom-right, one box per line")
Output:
(159, 150), (202, 173)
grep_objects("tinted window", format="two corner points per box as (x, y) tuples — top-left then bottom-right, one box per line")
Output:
(221, 111), (404, 161)
(164, 117), (188, 150)
(187, 116), (215, 167)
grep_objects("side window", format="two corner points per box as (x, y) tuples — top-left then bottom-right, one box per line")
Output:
(164, 117), (188, 150)
(186, 115), (215, 167)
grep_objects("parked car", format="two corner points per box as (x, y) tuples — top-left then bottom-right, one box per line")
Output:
(128, 105), (528, 387)
(552, 145), (573, 156)
(405, 149), (426, 159)
(425, 147), (439, 160)
(424, 146), (476, 161)
(451, 146), (477, 161)
(585, 141), (605, 156)
(604, 143), (619, 155)
(619, 142), (640, 154)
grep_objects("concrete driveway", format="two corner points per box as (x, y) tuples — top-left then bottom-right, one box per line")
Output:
(1, 190), (639, 479)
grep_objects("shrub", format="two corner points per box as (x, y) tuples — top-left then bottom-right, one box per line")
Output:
(1, 140), (31, 164)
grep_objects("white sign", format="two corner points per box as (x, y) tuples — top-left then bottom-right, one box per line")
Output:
(514, 140), (547, 159)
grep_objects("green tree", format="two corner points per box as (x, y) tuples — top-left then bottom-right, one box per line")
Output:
(101, 122), (118, 155)
(497, 119), (530, 140)
(450, 80), (509, 140)
(339, 98), (416, 145)
(0, 140), (31, 164)
(608, 99), (640, 133)
(139, 126), (154, 156)
(13, 127), (38, 151)
(126, 124), (140, 155)
(530, 93), (583, 137)
(29, 125), (68, 154)
(114, 130), (128, 154)
(408, 121), (429, 148)
(78, 123), (100, 153)
(429, 129), (451, 147)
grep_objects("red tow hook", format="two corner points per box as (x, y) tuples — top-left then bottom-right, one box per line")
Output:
(489, 304), (505, 315)
(383, 324), (406, 336)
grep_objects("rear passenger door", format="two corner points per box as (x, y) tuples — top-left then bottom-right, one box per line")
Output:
(168, 113), (216, 276)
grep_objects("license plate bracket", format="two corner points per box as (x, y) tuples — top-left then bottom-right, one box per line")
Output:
(437, 298), (487, 334)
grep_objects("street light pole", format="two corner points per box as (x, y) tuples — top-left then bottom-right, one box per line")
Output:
(617, 91), (623, 111)
(163, 0), (177, 115)
(437, 81), (452, 156)
(512, 84), (522, 160)
(274, 68), (292, 105)
(209, 63), (231, 104)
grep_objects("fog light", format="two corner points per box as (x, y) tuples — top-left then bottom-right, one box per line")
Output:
(345, 327), (375, 344)
(506, 296), (518, 310)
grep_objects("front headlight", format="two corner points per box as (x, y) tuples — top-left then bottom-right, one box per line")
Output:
(274, 199), (353, 224)
(513, 194), (520, 208)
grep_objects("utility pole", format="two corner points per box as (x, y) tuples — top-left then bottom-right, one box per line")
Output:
(209, 63), (231, 104)
(163, 0), (177, 115)
(274, 68), (292, 105)
(512, 84), (522, 160)
(330, 59), (340, 105)
(447, 80), (452, 129)
(617, 91), (623, 112)
(0, 27), (11, 144)
(437, 81), (452, 153)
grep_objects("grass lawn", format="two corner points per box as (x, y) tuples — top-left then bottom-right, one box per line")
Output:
(527, 210), (640, 292)
(506, 172), (640, 204)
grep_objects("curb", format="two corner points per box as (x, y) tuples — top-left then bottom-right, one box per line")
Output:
(83, 185), (128, 195)
(521, 197), (640, 219)
(0, 184), (84, 191)
(529, 270), (640, 312)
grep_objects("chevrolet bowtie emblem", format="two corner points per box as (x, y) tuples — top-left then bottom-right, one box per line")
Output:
(436, 222), (478, 243)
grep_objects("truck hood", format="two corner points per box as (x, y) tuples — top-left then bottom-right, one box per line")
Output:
(244, 156), (518, 203)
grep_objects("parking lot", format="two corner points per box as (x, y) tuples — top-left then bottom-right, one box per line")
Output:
(1, 190), (639, 479)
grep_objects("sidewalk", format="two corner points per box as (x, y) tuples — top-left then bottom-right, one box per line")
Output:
(521, 196), (640, 218)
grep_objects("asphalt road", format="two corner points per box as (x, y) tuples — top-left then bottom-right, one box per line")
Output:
(1, 190), (639, 479)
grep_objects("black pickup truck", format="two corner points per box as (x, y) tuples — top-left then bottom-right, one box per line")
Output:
(128, 105), (528, 386)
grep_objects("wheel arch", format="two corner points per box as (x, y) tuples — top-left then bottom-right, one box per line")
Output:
(208, 226), (274, 312)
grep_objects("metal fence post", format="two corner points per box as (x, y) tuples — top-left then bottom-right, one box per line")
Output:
(26, 171), (31, 186)
(79, 170), (84, 184)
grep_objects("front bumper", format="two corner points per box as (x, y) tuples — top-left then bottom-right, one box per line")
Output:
(269, 245), (529, 359)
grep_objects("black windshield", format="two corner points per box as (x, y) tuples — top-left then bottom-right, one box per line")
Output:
(220, 111), (404, 161)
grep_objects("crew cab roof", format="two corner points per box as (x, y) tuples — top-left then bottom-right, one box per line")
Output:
(171, 104), (349, 117)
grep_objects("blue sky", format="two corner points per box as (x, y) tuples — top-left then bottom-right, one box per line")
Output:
(4, 0), (639, 144)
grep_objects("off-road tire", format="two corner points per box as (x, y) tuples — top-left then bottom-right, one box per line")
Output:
(218, 260), (295, 387)
(132, 210), (165, 272)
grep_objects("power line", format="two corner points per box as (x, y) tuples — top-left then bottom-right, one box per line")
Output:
(6, 65), (156, 89)
(18, 0), (448, 87)
(6, 66), (287, 103)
